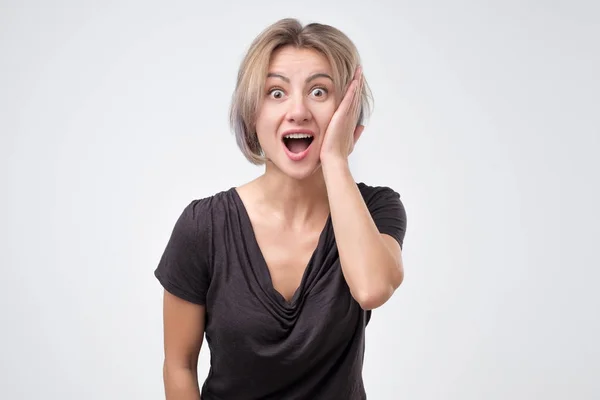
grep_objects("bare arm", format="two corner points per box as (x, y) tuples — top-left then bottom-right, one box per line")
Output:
(162, 290), (205, 400)
(319, 68), (404, 311)
(323, 159), (404, 310)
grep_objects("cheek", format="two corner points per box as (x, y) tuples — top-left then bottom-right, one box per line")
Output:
(255, 106), (277, 133)
(254, 105), (284, 152)
(311, 103), (336, 128)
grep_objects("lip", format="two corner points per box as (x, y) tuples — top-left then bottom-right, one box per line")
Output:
(280, 128), (316, 141)
(281, 128), (316, 162)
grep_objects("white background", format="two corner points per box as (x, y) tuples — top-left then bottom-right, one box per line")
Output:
(1, 0), (599, 399)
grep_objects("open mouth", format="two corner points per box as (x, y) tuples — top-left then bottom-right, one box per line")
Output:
(282, 133), (314, 154)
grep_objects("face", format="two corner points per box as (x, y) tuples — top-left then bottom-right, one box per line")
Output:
(254, 46), (338, 180)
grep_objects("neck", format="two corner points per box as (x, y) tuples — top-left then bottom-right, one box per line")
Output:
(254, 162), (330, 228)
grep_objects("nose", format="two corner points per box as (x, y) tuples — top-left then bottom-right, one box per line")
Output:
(286, 95), (311, 123)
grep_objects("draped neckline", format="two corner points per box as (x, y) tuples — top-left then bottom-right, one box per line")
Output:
(229, 187), (332, 310)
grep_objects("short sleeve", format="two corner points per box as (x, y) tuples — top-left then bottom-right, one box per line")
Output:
(154, 199), (212, 305)
(361, 184), (407, 249)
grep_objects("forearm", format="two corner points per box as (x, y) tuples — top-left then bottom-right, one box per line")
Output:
(163, 364), (201, 400)
(322, 158), (402, 309)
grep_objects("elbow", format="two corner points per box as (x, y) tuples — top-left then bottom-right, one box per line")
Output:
(356, 290), (389, 310)
(354, 285), (394, 310)
(354, 269), (404, 310)
(163, 361), (199, 396)
(163, 360), (198, 382)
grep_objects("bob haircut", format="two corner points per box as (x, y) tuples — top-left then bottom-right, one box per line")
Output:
(229, 18), (374, 165)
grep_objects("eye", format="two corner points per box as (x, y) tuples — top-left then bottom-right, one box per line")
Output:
(310, 87), (328, 98)
(268, 89), (285, 99)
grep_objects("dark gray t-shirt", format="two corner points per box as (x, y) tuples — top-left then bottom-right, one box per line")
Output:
(154, 182), (407, 400)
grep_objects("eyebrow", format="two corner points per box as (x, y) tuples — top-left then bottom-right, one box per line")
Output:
(266, 72), (334, 84)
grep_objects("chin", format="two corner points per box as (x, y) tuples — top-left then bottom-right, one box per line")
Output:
(284, 165), (323, 182)
(268, 154), (323, 182)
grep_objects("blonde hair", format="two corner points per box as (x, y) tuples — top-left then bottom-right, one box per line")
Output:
(229, 18), (374, 165)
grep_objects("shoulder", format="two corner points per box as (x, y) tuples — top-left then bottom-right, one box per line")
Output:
(173, 187), (238, 235)
(356, 182), (407, 247)
(356, 182), (404, 208)
(182, 187), (237, 216)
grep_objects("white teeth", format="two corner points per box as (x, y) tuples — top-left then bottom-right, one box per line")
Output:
(284, 133), (313, 139)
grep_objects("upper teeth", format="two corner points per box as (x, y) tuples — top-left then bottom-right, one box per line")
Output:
(284, 133), (312, 139)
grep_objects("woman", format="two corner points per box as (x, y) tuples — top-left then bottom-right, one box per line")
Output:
(154, 18), (407, 400)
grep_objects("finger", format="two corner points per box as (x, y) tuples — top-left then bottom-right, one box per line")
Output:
(353, 65), (362, 81)
(357, 73), (364, 115)
(350, 69), (363, 118)
(338, 78), (359, 115)
(344, 73), (361, 117)
(337, 66), (362, 116)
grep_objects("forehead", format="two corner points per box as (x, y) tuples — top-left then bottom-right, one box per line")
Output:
(268, 46), (332, 74)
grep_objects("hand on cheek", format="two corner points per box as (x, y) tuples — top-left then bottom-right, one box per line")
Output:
(320, 66), (365, 165)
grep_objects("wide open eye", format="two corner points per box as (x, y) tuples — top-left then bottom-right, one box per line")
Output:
(268, 89), (285, 99)
(310, 87), (327, 98)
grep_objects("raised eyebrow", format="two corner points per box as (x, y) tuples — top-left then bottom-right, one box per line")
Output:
(306, 73), (333, 83)
(266, 73), (333, 84)
(266, 73), (289, 83)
